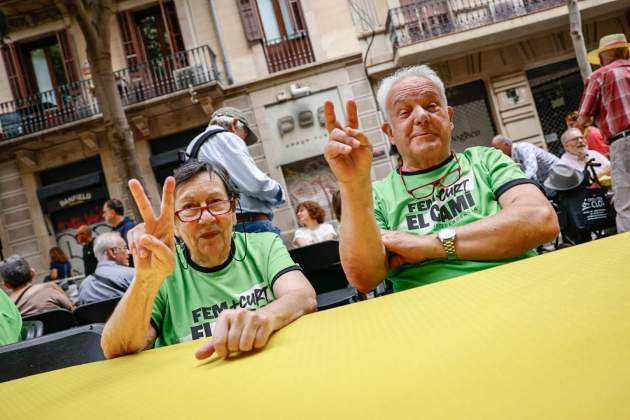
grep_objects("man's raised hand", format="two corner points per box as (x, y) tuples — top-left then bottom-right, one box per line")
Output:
(323, 100), (373, 184)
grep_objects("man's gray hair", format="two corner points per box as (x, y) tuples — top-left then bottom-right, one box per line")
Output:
(0, 254), (32, 288)
(492, 134), (513, 146)
(209, 115), (244, 131)
(94, 232), (125, 262)
(561, 127), (582, 145)
(376, 65), (447, 121)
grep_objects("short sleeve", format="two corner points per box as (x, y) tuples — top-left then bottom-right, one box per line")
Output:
(479, 147), (535, 198)
(150, 285), (167, 336)
(373, 188), (389, 230)
(320, 223), (337, 238)
(293, 228), (308, 242)
(0, 295), (22, 346)
(265, 234), (301, 289)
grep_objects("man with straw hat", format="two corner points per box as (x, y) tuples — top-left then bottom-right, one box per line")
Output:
(577, 33), (630, 232)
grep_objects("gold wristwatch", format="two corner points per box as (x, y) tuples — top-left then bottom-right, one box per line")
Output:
(437, 228), (457, 260)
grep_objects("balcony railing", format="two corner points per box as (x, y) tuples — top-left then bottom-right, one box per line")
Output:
(263, 31), (316, 74)
(0, 45), (219, 142)
(387, 0), (566, 50)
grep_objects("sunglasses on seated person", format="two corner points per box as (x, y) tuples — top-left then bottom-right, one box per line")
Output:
(175, 199), (236, 223)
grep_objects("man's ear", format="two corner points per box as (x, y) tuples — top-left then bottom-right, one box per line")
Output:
(107, 248), (116, 261)
(30, 269), (36, 280)
(447, 106), (455, 125)
(229, 119), (238, 133)
(382, 122), (393, 140)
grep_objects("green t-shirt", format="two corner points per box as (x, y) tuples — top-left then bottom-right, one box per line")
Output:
(0, 290), (22, 346)
(373, 146), (538, 292)
(151, 232), (300, 347)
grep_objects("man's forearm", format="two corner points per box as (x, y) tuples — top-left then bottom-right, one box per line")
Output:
(101, 275), (161, 358)
(428, 201), (559, 261)
(339, 182), (388, 292)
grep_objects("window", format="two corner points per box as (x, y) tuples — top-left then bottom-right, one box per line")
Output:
(257, 0), (304, 41)
(1, 30), (78, 101)
(117, 1), (185, 69)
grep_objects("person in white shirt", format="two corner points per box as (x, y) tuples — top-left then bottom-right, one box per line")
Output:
(292, 201), (337, 247)
(559, 128), (611, 178)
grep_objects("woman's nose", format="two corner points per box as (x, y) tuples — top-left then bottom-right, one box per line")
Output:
(198, 208), (217, 224)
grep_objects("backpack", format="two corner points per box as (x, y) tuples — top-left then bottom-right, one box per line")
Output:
(177, 128), (226, 163)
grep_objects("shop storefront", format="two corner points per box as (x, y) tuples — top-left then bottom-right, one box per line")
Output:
(527, 59), (582, 156)
(37, 157), (110, 274)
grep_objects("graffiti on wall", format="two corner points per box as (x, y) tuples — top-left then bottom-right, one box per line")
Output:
(282, 155), (338, 223)
(51, 200), (110, 275)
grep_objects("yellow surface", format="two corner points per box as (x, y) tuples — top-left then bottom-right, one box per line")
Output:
(2, 234), (630, 420)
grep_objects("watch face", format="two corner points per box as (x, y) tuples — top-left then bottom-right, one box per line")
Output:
(438, 228), (456, 241)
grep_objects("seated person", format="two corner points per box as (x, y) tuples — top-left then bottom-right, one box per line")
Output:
(323, 64), (559, 293)
(1, 254), (73, 316)
(101, 160), (316, 359)
(48, 246), (72, 281)
(0, 290), (21, 346)
(559, 128), (611, 178)
(565, 111), (609, 158)
(78, 232), (135, 305)
(292, 201), (337, 247)
(491, 134), (559, 185)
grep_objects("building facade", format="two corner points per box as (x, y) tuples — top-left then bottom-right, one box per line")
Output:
(354, 0), (628, 155)
(0, 0), (392, 278)
(0, 0), (628, 279)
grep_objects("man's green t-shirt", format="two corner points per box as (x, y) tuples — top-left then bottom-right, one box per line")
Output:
(373, 146), (538, 292)
(0, 290), (22, 346)
(151, 232), (300, 347)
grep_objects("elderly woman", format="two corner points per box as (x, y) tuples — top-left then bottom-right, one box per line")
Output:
(292, 201), (337, 247)
(101, 160), (316, 360)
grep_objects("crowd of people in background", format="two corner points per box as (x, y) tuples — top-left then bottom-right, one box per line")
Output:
(0, 33), (627, 357)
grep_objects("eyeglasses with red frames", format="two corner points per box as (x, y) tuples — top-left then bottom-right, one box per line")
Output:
(399, 153), (462, 200)
(175, 199), (236, 223)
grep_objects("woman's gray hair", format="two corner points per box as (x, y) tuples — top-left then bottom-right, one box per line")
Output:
(0, 255), (32, 288)
(94, 232), (125, 262)
(173, 159), (240, 200)
(209, 115), (244, 131)
(376, 65), (447, 121)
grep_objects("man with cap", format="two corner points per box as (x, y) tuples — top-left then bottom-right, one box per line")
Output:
(576, 33), (630, 232)
(185, 107), (286, 234)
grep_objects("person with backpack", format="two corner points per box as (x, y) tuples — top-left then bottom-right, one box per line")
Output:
(78, 232), (135, 305)
(183, 107), (286, 235)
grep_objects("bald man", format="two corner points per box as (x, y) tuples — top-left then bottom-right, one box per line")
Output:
(76, 225), (98, 276)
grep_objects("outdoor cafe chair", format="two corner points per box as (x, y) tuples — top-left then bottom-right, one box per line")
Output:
(74, 296), (121, 325)
(0, 324), (105, 383)
(289, 240), (359, 310)
(22, 308), (77, 335)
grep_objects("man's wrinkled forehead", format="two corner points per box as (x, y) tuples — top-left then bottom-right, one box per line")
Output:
(387, 76), (444, 108)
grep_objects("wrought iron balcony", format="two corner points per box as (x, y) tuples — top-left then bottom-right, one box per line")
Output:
(263, 31), (316, 74)
(386, 0), (566, 50)
(0, 45), (219, 142)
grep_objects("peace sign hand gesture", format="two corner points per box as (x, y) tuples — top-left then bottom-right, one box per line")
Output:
(323, 100), (373, 185)
(127, 177), (176, 283)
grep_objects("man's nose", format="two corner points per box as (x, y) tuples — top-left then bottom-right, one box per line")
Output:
(411, 105), (429, 124)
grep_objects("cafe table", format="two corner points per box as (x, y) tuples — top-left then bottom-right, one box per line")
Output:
(2, 233), (629, 419)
